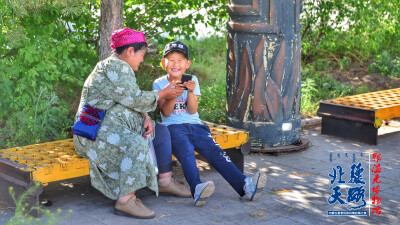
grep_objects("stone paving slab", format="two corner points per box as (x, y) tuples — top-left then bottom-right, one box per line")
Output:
(1, 125), (399, 225)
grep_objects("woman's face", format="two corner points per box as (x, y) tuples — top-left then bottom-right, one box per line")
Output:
(124, 47), (147, 71)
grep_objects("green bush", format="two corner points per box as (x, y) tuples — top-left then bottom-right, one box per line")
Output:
(300, 65), (372, 116)
(185, 37), (227, 124)
(198, 79), (226, 124)
(0, 87), (71, 149)
(369, 51), (400, 77)
(0, 0), (97, 147)
(301, 0), (400, 65)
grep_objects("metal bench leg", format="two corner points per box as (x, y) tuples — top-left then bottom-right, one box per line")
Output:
(224, 148), (243, 173)
(0, 159), (43, 218)
(224, 141), (251, 173)
(321, 116), (378, 145)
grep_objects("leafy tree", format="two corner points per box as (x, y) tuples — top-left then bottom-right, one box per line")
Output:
(0, 0), (230, 147)
(0, 0), (98, 147)
(301, 0), (400, 63)
(123, 0), (228, 41)
(0, 0), (98, 114)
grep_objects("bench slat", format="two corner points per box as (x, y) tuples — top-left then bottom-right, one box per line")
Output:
(317, 88), (400, 145)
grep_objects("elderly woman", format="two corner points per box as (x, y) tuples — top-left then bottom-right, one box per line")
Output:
(73, 28), (190, 219)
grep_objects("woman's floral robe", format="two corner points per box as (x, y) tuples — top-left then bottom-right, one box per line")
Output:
(73, 55), (159, 200)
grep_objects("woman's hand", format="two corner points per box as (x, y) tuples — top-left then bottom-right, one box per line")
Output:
(142, 116), (153, 137)
(158, 81), (184, 100)
(174, 81), (185, 91)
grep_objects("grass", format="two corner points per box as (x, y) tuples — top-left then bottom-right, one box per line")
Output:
(6, 182), (71, 225)
(300, 66), (371, 117)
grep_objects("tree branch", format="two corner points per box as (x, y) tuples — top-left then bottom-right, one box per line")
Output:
(301, 22), (311, 40)
(1, 0), (8, 28)
(137, 0), (160, 24)
(2, 48), (19, 59)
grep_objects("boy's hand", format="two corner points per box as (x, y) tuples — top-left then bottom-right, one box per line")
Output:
(186, 80), (196, 92)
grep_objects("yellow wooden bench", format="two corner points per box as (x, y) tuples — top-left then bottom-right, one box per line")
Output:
(317, 88), (400, 144)
(0, 121), (249, 216)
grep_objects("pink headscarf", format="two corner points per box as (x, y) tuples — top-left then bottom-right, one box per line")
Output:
(110, 27), (147, 49)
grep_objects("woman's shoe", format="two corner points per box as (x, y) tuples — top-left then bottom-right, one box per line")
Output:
(114, 195), (155, 219)
(159, 178), (191, 198)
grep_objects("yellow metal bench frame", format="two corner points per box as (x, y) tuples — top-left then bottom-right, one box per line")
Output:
(0, 121), (249, 217)
(317, 88), (400, 144)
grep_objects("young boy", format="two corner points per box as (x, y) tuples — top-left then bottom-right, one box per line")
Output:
(153, 41), (267, 206)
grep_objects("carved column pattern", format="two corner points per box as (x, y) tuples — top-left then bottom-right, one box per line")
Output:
(226, 0), (302, 146)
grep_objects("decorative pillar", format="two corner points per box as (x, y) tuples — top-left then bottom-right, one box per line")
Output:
(226, 0), (302, 147)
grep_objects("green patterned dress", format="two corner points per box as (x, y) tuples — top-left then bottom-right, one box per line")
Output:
(73, 55), (159, 200)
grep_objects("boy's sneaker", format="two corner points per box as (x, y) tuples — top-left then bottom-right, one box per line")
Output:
(194, 181), (215, 207)
(243, 170), (267, 201)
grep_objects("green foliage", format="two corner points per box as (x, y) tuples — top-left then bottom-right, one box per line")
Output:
(185, 36), (226, 77)
(369, 51), (400, 77)
(300, 65), (372, 116)
(7, 182), (71, 225)
(339, 56), (351, 71)
(124, 0), (228, 42)
(301, 0), (400, 64)
(299, 0), (399, 115)
(0, 0), (98, 146)
(198, 80), (226, 124)
(0, 87), (71, 149)
(185, 37), (227, 124)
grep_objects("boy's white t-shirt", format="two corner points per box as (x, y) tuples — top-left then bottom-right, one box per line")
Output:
(153, 75), (202, 126)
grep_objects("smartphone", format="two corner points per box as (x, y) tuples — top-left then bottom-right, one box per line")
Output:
(180, 74), (193, 89)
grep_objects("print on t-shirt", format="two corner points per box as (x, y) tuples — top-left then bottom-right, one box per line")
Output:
(174, 99), (187, 115)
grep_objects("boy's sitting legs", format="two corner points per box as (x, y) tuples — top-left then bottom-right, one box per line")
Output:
(186, 124), (267, 201)
(189, 124), (247, 195)
(168, 124), (215, 206)
(168, 124), (267, 205)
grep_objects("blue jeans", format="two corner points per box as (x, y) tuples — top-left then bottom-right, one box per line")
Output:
(153, 123), (173, 174)
(168, 123), (246, 197)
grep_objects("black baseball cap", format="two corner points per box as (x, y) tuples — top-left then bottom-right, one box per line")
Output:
(163, 41), (189, 59)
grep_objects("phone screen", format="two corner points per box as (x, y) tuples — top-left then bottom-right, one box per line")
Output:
(181, 74), (192, 89)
